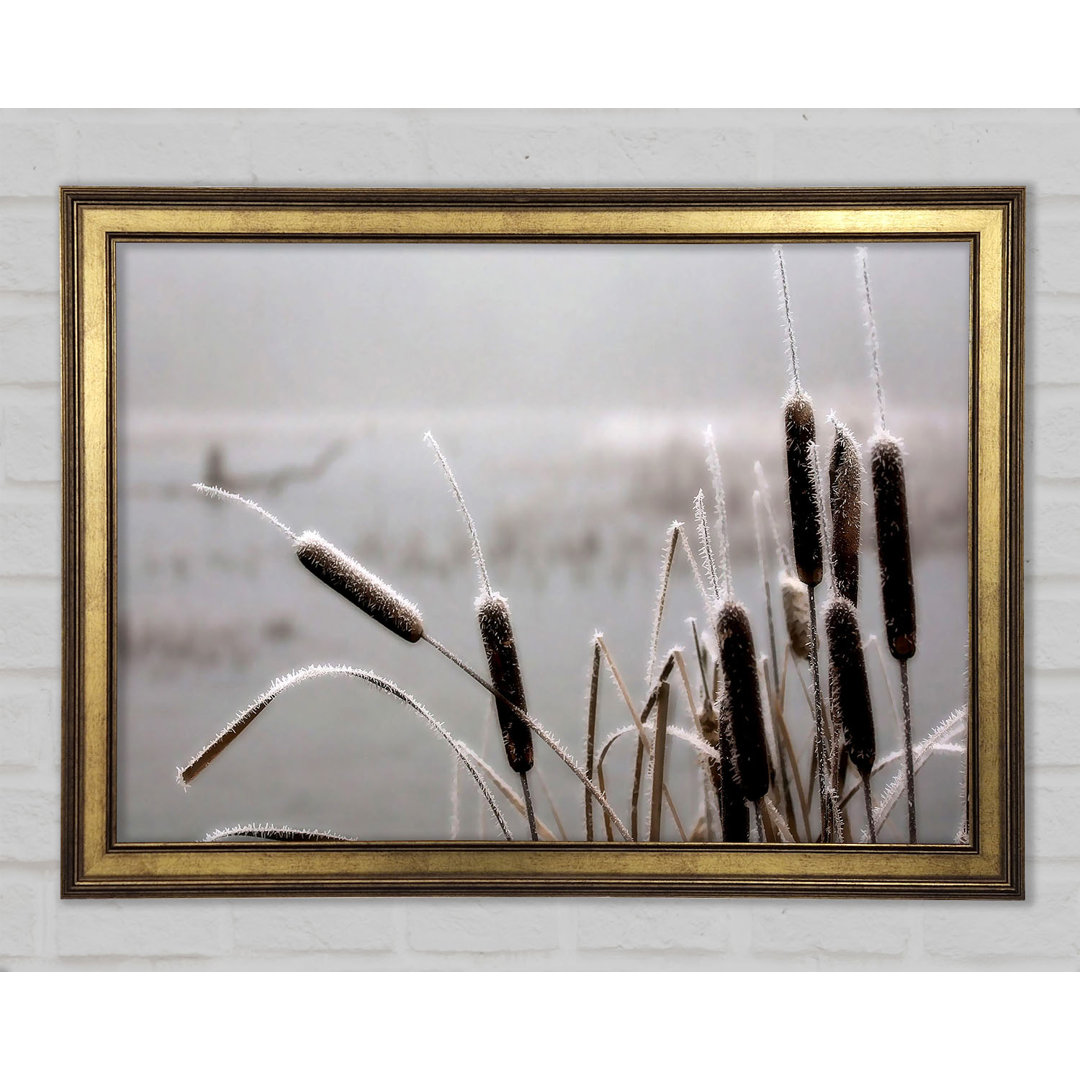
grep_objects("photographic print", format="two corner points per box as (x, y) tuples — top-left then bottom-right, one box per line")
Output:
(61, 188), (1023, 895)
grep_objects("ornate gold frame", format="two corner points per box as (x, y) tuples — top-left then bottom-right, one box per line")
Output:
(60, 187), (1024, 897)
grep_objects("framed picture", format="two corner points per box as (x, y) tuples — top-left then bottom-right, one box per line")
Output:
(61, 187), (1024, 897)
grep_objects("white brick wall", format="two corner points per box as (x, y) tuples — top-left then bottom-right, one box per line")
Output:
(1, 108), (1076, 969)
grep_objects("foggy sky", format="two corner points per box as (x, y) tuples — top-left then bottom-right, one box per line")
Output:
(116, 241), (970, 420)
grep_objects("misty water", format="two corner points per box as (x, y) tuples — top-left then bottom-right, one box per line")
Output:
(117, 410), (968, 844)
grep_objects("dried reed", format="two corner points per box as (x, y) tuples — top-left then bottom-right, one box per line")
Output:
(178, 664), (513, 840)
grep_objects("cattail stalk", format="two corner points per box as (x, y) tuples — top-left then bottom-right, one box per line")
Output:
(779, 378), (830, 835)
(760, 655), (798, 837)
(755, 461), (810, 661)
(863, 781), (877, 845)
(594, 636), (688, 840)
(204, 823), (358, 843)
(694, 489), (721, 603)
(648, 680), (671, 841)
(900, 660), (916, 842)
(754, 801), (767, 843)
(647, 523), (681, 686)
(763, 658), (812, 841)
(860, 245), (919, 842)
(424, 632), (632, 841)
(178, 665), (513, 841)
(459, 744), (559, 842)
(425, 433), (536, 839)
(753, 492), (797, 829)
(775, 247), (840, 842)
(864, 373), (918, 838)
(864, 707), (966, 841)
(595, 707), (765, 843)
(631, 734), (646, 841)
(762, 796), (795, 843)
(784, 397), (829, 832)
(585, 636), (601, 842)
(806, 588), (833, 841)
(752, 491), (782, 700)
(705, 427), (733, 598)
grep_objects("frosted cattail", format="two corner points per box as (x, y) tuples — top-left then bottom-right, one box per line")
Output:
(424, 433), (534, 780)
(784, 389), (823, 587)
(869, 433), (916, 661)
(828, 417), (862, 606)
(476, 593), (533, 774)
(780, 571), (811, 660)
(825, 597), (875, 778)
(294, 531), (424, 643)
(191, 486), (425, 642)
(716, 600), (769, 802)
(719, 700), (751, 843)
(703, 696), (750, 843)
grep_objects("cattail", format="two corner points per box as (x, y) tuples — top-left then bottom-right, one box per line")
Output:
(190, 489), (424, 643)
(424, 433), (534, 781)
(783, 395), (831, 839)
(294, 531), (424, 643)
(784, 389), (823, 587)
(859, 247), (918, 843)
(716, 600), (769, 802)
(780, 571), (811, 660)
(869, 433), (916, 661)
(828, 417), (862, 606)
(699, 697), (750, 843)
(825, 597), (875, 777)
(476, 592), (533, 774)
(715, 696), (751, 843)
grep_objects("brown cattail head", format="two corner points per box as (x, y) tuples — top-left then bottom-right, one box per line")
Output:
(784, 389), (823, 586)
(869, 433), (916, 660)
(708, 696), (750, 843)
(716, 600), (769, 802)
(828, 418), (862, 606)
(779, 571), (811, 660)
(825, 597), (876, 778)
(294, 531), (424, 643)
(476, 593), (533, 774)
